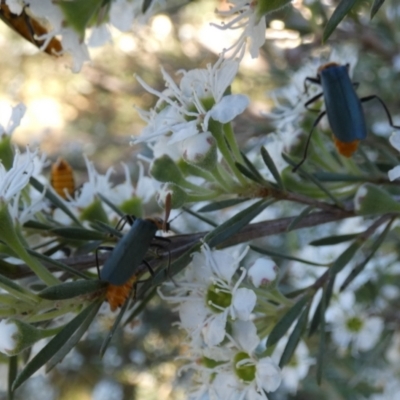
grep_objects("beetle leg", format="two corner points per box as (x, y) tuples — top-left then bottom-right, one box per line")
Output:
(304, 92), (324, 112)
(360, 95), (400, 129)
(304, 76), (321, 94)
(293, 111), (327, 172)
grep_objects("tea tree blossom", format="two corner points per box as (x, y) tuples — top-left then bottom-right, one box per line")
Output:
(159, 244), (256, 346)
(134, 57), (248, 148)
(326, 291), (384, 354)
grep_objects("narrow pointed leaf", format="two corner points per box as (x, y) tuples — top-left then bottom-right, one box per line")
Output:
(323, 0), (358, 42)
(240, 151), (266, 183)
(205, 200), (274, 248)
(46, 301), (101, 372)
(287, 206), (314, 232)
(98, 194), (125, 219)
(267, 295), (310, 347)
(313, 172), (364, 182)
(340, 219), (394, 291)
(12, 302), (100, 391)
(0, 274), (38, 302)
(370, 0), (385, 19)
(317, 284), (328, 384)
(198, 198), (250, 212)
(250, 245), (324, 266)
(28, 249), (90, 279)
(8, 356), (17, 400)
(279, 305), (309, 367)
(282, 154), (342, 206)
(182, 207), (218, 227)
(29, 177), (81, 225)
(235, 162), (263, 183)
(90, 220), (123, 238)
(100, 290), (132, 357)
(38, 280), (107, 300)
(261, 146), (285, 189)
(50, 227), (108, 241)
(124, 287), (157, 325)
(309, 233), (359, 246)
(330, 241), (361, 276)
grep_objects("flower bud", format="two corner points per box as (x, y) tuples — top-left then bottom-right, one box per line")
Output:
(150, 155), (185, 185)
(0, 319), (43, 356)
(248, 258), (278, 288)
(355, 184), (400, 215)
(80, 198), (109, 223)
(181, 132), (217, 171)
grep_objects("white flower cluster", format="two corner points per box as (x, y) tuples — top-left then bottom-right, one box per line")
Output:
(159, 245), (283, 399)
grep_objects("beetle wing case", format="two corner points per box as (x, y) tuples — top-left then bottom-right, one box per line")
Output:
(319, 64), (367, 142)
(100, 218), (158, 286)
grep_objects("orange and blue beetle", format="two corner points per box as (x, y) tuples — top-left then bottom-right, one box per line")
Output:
(293, 62), (400, 171)
(100, 195), (172, 311)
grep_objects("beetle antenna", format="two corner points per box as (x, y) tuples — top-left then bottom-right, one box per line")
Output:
(163, 193), (172, 232)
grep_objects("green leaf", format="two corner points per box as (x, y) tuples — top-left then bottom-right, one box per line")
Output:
(50, 227), (108, 241)
(250, 245), (324, 267)
(356, 184), (400, 215)
(282, 154), (342, 207)
(313, 172), (365, 182)
(287, 206), (314, 232)
(340, 218), (394, 291)
(240, 151), (267, 184)
(267, 295), (310, 347)
(8, 356), (17, 400)
(46, 301), (101, 372)
(330, 241), (362, 276)
(0, 273), (38, 302)
(323, 0), (358, 42)
(309, 233), (359, 246)
(370, 0), (385, 19)
(38, 280), (106, 300)
(279, 305), (309, 367)
(317, 283), (328, 384)
(261, 146), (285, 190)
(235, 162), (263, 184)
(197, 198), (251, 213)
(29, 177), (81, 226)
(12, 302), (101, 391)
(124, 287), (157, 325)
(28, 249), (90, 280)
(100, 289), (133, 357)
(97, 194), (125, 219)
(182, 207), (218, 227)
(90, 220), (123, 238)
(205, 199), (273, 248)
(58, 0), (105, 37)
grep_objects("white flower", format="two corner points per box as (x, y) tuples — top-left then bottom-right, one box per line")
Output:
(159, 244), (256, 346)
(184, 320), (281, 400)
(0, 320), (18, 355)
(272, 339), (314, 394)
(213, 0), (267, 59)
(388, 131), (400, 180)
(0, 148), (43, 223)
(248, 258), (277, 288)
(326, 291), (384, 354)
(134, 57), (247, 149)
(70, 155), (114, 209)
(0, 103), (26, 138)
